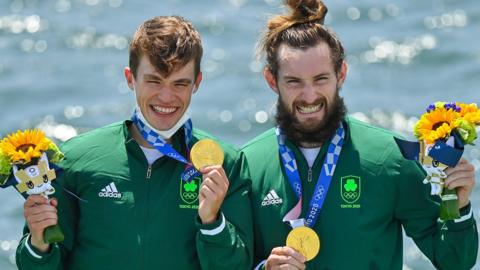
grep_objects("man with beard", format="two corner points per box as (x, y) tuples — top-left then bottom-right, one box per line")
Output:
(241, 1), (478, 269)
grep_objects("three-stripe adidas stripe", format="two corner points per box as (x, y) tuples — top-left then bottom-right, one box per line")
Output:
(101, 182), (118, 193)
(98, 182), (122, 198)
(261, 190), (283, 206)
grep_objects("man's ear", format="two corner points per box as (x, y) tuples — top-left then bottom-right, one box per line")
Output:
(124, 67), (134, 90)
(193, 71), (203, 93)
(337, 61), (348, 89)
(264, 67), (279, 94)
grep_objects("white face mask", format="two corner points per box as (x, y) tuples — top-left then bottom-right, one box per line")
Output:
(132, 85), (191, 140)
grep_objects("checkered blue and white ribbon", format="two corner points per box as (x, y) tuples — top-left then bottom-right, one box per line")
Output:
(132, 110), (199, 182)
(276, 123), (345, 227)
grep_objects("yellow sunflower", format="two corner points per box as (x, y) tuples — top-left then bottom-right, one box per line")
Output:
(414, 107), (460, 144)
(457, 103), (480, 124)
(457, 103), (478, 114)
(0, 129), (52, 164)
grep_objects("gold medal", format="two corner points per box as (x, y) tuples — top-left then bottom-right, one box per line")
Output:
(286, 226), (320, 261)
(190, 139), (224, 170)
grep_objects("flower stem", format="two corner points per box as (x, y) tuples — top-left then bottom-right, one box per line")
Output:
(439, 188), (460, 220)
(44, 224), (64, 244)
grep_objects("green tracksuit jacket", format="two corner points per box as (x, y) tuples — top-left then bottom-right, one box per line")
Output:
(242, 117), (478, 270)
(16, 121), (253, 270)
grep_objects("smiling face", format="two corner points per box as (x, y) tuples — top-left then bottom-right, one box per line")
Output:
(125, 55), (202, 131)
(265, 42), (348, 146)
(266, 42), (346, 130)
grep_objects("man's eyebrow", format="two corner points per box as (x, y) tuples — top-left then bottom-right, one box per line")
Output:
(283, 72), (331, 80)
(313, 72), (330, 79)
(283, 75), (300, 80)
(173, 78), (193, 84)
(143, 74), (163, 81)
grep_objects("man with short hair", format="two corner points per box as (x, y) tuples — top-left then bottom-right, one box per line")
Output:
(16, 15), (252, 270)
(242, 1), (478, 269)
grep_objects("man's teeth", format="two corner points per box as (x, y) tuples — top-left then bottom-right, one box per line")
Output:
(297, 104), (322, 113)
(152, 106), (176, 113)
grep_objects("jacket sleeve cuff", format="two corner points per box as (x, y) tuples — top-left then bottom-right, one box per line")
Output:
(197, 212), (226, 236)
(254, 259), (267, 270)
(442, 203), (475, 231)
(455, 203), (473, 222)
(24, 234), (59, 263)
(196, 212), (237, 245)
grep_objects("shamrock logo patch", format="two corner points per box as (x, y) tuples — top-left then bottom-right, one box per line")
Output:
(344, 179), (358, 192)
(340, 176), (361, 204)
(180, 176), (201, 204)
(184, 181), (198, 192)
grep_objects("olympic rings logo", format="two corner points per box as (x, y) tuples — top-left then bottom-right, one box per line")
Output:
(314, 186), (325, 200)
(343, 192), (358, 199)
(182, 192), (197, 200)
(294, 183), (301, 194)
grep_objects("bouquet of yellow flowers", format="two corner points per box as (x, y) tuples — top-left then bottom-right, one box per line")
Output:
(414, 102), (480, 145)
(0, 129), (65, 243)
(396, 102), (480, 220)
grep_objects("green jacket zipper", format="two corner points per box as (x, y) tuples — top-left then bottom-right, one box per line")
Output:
(146, 165), (152, 179)
(307, 167), (313, 182)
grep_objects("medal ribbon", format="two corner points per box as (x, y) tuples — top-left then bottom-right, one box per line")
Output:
(131, 110), (200, 181)
(277, 123), (345, 227)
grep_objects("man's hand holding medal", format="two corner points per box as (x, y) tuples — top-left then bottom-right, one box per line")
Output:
(190, 139), (228, 224)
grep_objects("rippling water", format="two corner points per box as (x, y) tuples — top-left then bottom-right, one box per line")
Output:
(1, 0), (479, 269)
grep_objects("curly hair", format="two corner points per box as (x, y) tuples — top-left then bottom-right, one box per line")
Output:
(129, 16), (203, 78)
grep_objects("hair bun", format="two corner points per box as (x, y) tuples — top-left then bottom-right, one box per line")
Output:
(285, 0), (328, 24)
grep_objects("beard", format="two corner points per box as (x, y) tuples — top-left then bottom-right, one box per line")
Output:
(275, 89), (347, 147)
